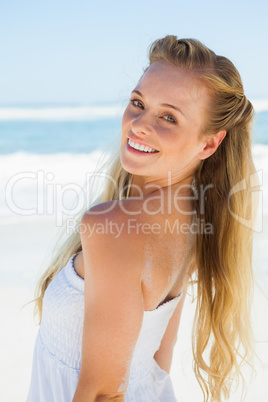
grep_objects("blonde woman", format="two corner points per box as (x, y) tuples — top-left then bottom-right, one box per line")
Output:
(27, 35), (257, 401)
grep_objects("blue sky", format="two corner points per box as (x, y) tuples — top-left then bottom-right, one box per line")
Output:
(0, 0), (268, 105)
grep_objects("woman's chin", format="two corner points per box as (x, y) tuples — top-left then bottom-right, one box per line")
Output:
(120, 157), (147, 176)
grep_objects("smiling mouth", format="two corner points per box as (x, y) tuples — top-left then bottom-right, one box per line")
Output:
(128, 138), (159, 153)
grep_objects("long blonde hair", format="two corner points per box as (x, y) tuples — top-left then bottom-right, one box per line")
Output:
(35, 35), (257, 401)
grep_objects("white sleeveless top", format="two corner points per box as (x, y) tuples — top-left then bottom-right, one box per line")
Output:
(27, 253), (183, 402)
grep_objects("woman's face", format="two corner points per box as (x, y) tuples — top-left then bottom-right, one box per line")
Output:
(120, 61), (210, 192)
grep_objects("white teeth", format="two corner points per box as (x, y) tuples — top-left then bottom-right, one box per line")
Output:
(128, 139), (158, 153)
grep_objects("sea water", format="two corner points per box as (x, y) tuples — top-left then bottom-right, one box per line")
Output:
(0, 105), (124, 224)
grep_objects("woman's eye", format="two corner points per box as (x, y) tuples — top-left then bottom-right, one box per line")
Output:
(131, 99), (144, 109)
(163, 115), (177, 124)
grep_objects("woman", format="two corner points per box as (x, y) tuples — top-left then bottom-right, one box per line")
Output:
(27, 35), (257, 401)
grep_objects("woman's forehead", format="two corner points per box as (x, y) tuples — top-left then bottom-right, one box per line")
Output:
(135, 61), (209, 110)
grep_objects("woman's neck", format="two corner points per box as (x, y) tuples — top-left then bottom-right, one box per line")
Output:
(129, 172), (195, 197)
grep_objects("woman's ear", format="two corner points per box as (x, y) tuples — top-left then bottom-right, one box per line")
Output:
(199, 130), (226, 160)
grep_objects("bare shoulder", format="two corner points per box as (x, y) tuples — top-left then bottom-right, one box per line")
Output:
(79, 196), (192, 308)
(81, 194), (192, 237)
(80, 197), (158, 244)
(79, 198), (148, 292)
(80, 194), (193, 273)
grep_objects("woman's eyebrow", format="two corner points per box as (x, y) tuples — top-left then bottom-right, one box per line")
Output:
(131, 90), (186, 118)
(131, 90), (143, 97)
(160, 102), (186, 118)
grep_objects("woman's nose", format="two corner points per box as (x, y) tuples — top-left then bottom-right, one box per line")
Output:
(131, 112), (154, 136)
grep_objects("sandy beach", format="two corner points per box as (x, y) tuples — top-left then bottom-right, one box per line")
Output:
(0, 217), (267, 401)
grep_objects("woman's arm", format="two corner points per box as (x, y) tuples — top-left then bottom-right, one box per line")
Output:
(154, 291), (187, 373)
(73, 205), (144, 401)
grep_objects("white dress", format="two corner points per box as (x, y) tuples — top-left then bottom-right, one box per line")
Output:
(27, 253), (183, 402)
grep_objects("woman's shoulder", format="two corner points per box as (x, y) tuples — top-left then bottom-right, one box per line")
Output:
(81, 193), (192, 228)
(73, 198), (149, 282)
(81, 198), (157, 237)
(80, 196), (192, 256)
(79, 200), (149, 267)
(79, 197), (191, 310)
